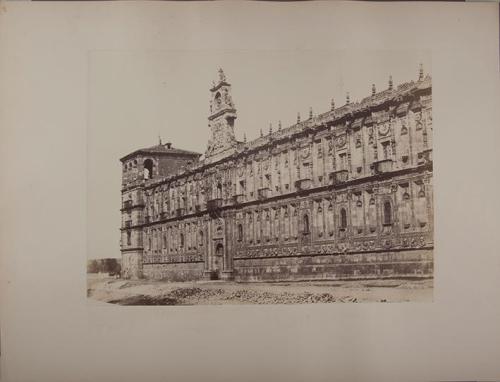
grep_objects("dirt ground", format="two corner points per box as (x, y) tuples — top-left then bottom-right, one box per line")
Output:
(87, 274), (433, 305)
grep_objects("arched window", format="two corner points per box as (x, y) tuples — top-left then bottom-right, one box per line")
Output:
(126, 231), (131, 246)
(340, 208), (347, 230)
(163, 232), (167, 249)
(237, 224), (243, 241)
(303, 214), (310, 234)
(215, 92), (222, 107)
(383, 201), (393, 225)
(143, 159), (153, 179)
(180, 233), (184, 248)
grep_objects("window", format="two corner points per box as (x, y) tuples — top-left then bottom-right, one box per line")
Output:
(180, 233), (184, 248)
(126, 231), (131, 246)
(163, 232), (167, 249)
(302, 214), (310, 234)
(143, 159), (153, 179)
(339, 153), (347, 170)
(198, 230), (204, 247)
(383, 201), (393, 225)
(382, 142), (391, 160)
(340, 208), (347, 230)
(237, 224), (243, 241)
(215, 92), (222, 107)
(216, 183), (223, 199)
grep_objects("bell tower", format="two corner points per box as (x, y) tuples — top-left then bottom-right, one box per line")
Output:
(205, 68), (238, 163)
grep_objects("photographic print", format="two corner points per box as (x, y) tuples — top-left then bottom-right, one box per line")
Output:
(87, 50), (433, 305)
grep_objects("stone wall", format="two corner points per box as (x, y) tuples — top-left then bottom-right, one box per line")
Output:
(142, 261), (205, 281)
(233, 249), (433, 282)
(121, 252), (143, 279)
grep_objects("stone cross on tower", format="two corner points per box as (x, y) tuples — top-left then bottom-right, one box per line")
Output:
(205, 68), (238, 163)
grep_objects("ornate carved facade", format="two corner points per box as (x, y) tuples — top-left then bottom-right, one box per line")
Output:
(120, 68), (433, 281)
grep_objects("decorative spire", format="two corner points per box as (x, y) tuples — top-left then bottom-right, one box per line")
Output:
(372, 84), (376, 96)
(309, 107), (313, 119)
(278, 120), (282, 130)
(346, 92), (350, 105)
(388, 75), (393, 90)
(260, 128), (263, 137)
(218, 68), (226, 83)
(297, 112), (301, 123)
(269, 122), (273, 134)
(418, 63), (424, 81)
(243, 133), (247, 143)
(158, 134), (162, 146)
(331, 98), (335, 111)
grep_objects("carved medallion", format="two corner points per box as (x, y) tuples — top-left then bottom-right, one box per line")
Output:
(335, 135), (347, 148)
(300, 146), (310, 160)
(378, 123), (390, 137)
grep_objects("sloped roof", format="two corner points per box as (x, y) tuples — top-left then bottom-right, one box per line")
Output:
(120, 143), (201, 162)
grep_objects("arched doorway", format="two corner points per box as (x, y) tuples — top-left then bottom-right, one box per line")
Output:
(213, 242), (224, 279)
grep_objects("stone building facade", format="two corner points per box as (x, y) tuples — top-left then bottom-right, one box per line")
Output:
(120, 68), (433, 282)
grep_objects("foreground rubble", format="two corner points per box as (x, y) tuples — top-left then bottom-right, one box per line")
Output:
(87, 275), (432, 305)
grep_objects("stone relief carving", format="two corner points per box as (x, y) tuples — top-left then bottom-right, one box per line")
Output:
(335, 135), (347, 148)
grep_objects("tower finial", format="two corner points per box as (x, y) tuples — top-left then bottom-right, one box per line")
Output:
(418, 63), (424, 81)
(260, 128), (263, 137)
(346, 92), (350, 105)
(269, 122), (273, 135)
(218, 68), (226, 83)
(278, 120), (282, 130)
(297, 112), (301, 123)
(243, 132), (247, 143)
(158, 133), (162, 146)
(309, 107), (313, 119)
(331, 98), (335, 111)
(388, 75), (393, 90)
(372, 83), (376, 96)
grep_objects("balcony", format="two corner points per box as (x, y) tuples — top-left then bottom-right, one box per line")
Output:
(176, 208), (185, 217)
(295, 178), (312, 191)
(121, 198), (145, 211)
(160, 212), (167, 220)
(329, 170), (349, 185)
(257, 188), (270, 200)
(373, 159), (393, 174)
(232, 194), (245, 204)
(124, 220), (132, 228)
(144, 216), (150, 224)
(418, 149), (433, 165)
(207, 198), (223, 210)
(207, 198), (223, 218)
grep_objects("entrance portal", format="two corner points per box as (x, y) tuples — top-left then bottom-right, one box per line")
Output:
(213, 242), (224, 279)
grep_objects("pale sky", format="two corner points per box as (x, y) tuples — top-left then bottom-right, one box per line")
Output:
(87, 50), (431, 259)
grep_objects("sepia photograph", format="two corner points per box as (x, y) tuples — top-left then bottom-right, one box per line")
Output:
(3, 2), (500, 381)
(87, 50), (434, 305)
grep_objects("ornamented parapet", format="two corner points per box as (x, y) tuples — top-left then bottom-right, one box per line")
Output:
(143, 253), (203, 264)
(234, 233), (432, 259)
